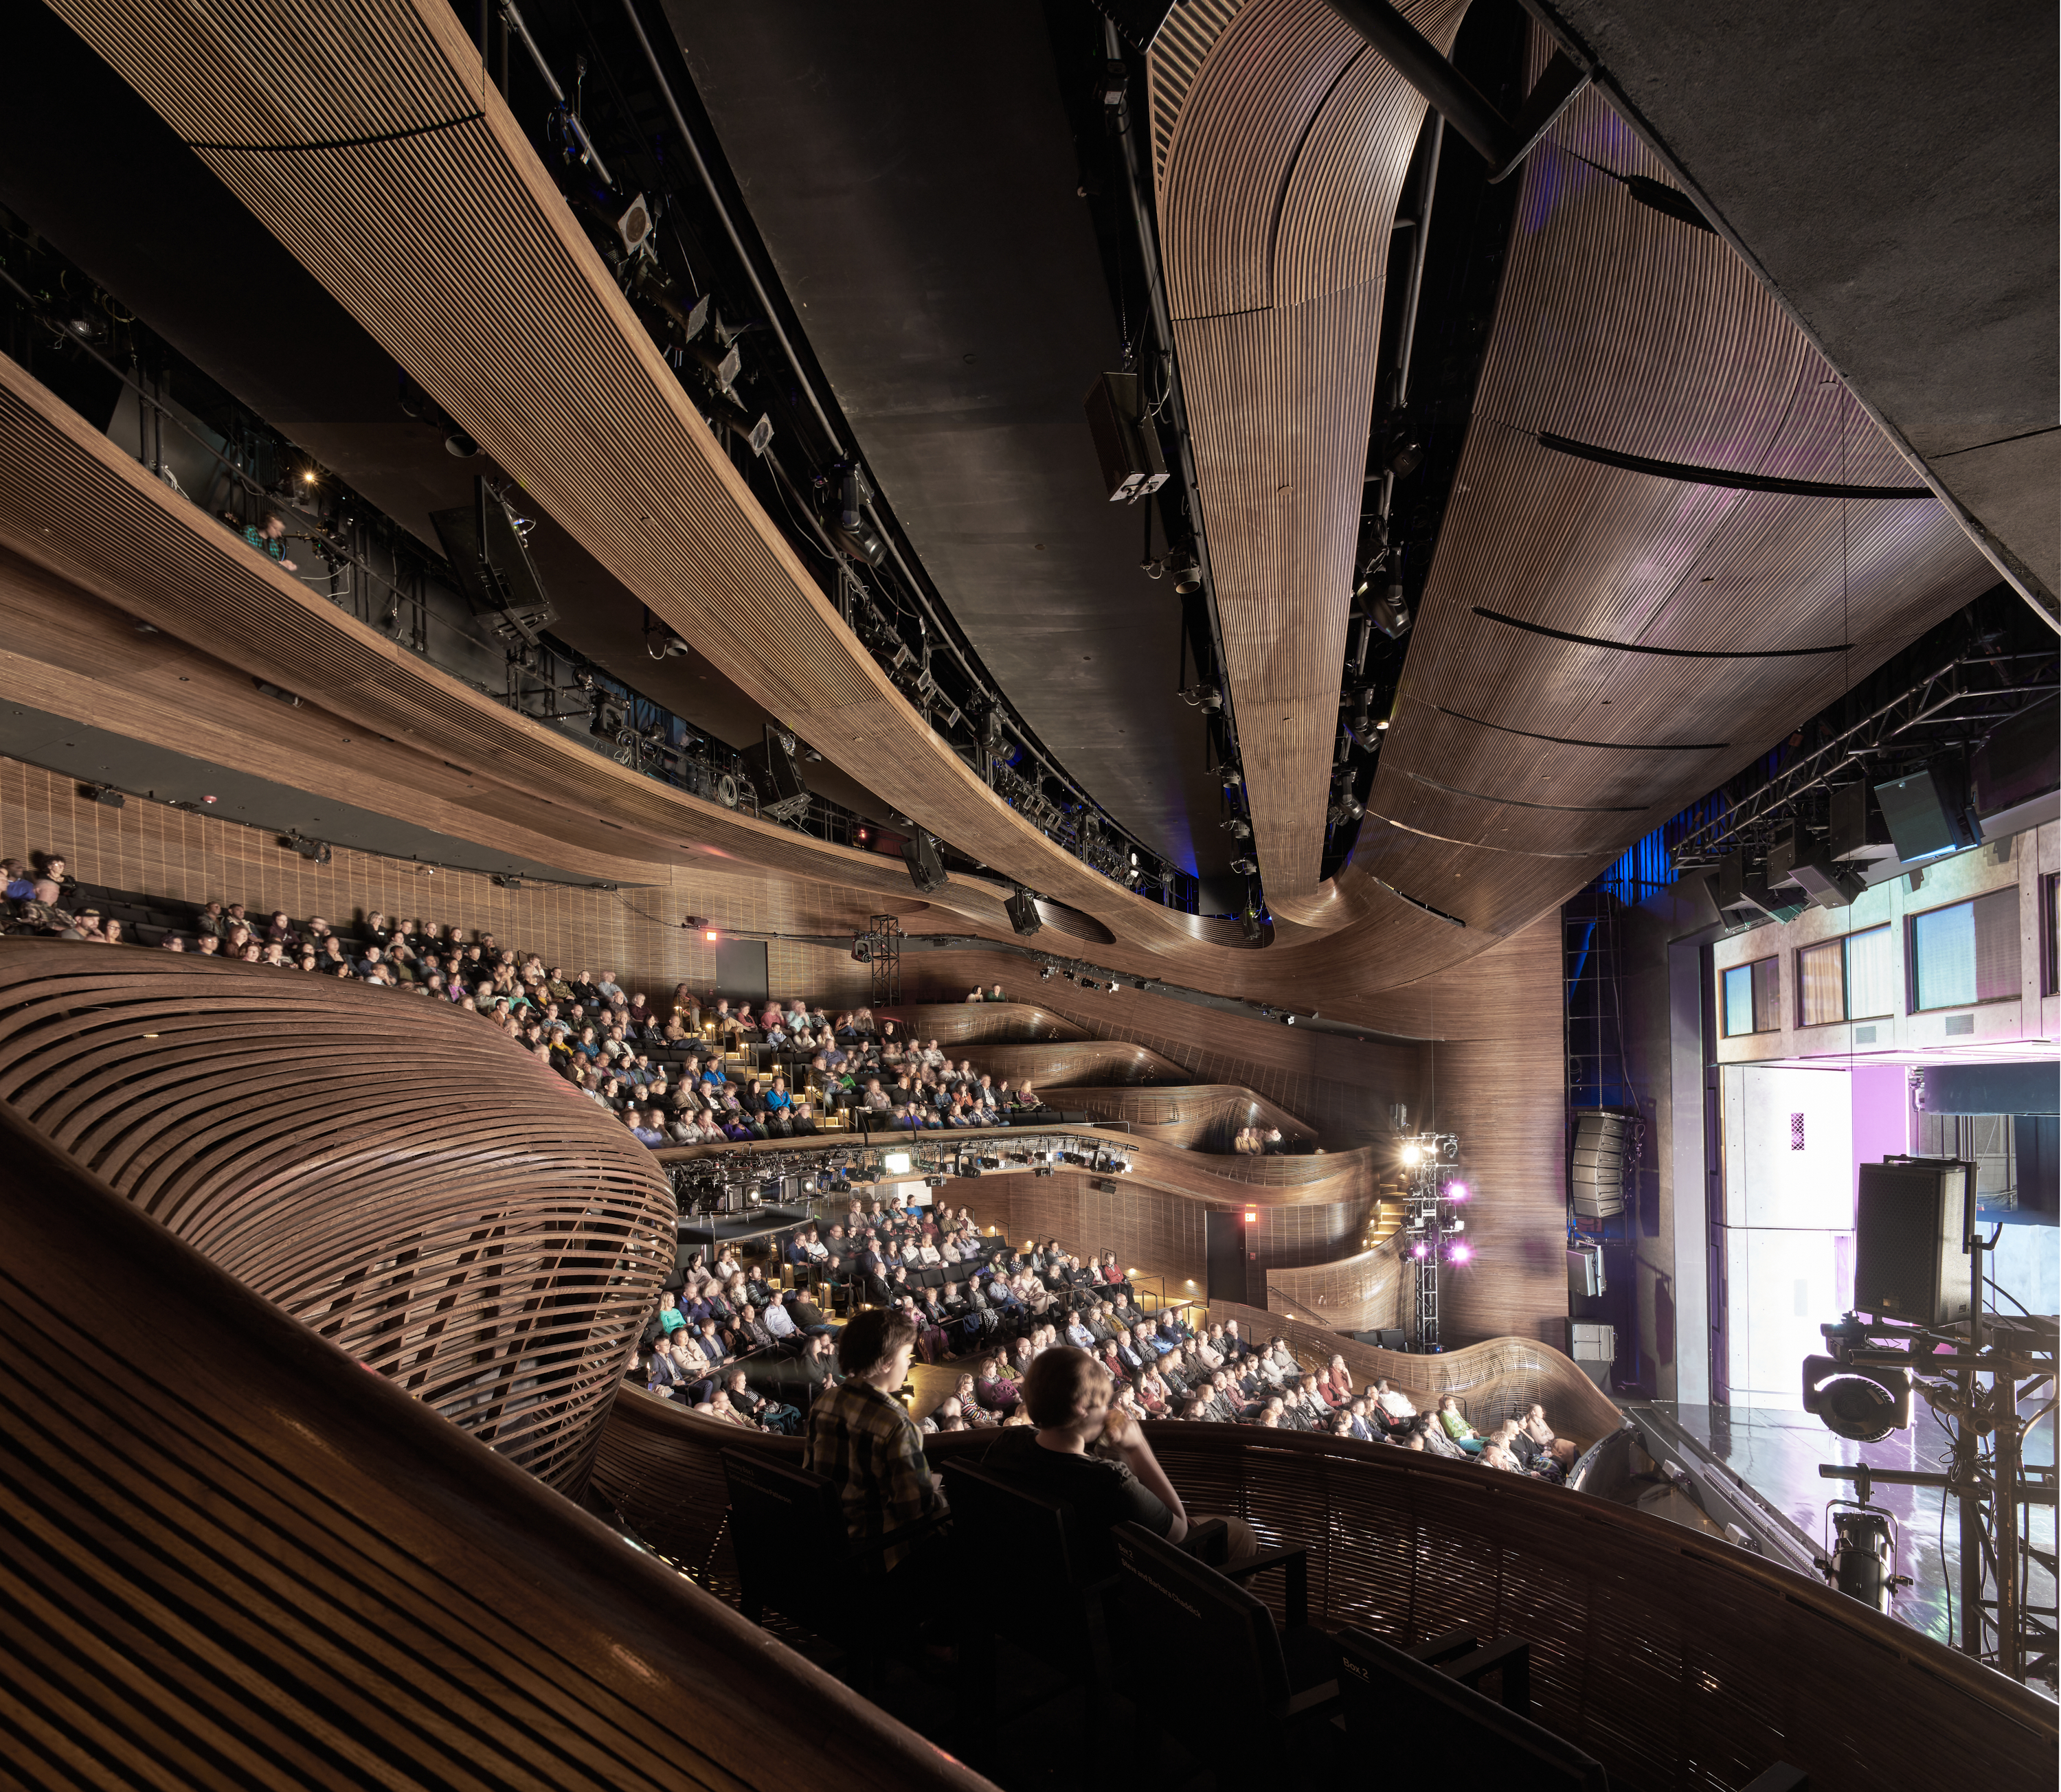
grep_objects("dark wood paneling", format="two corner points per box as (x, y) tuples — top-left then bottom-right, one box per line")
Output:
(0, 1096), (990, 1792)
(0, 940), (673, 1489)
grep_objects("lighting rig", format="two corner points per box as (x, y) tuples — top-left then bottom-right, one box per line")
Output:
(1803, 1277), (2058, 1687)
(1395, 1131), (1468, 1352)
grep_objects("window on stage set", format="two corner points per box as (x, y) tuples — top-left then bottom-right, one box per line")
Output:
(1722, 955), (1781, 1036)
(1797, 925), (1895, 1026)
(1909, 888), (2019, 1012)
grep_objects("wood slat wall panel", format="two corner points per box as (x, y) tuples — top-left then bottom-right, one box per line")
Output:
(876, 1003), (1090, 1045)
(0, 753), (878, 1010)
(0, 1099), (992, 1792)
(593, 1404), (2058, 1792)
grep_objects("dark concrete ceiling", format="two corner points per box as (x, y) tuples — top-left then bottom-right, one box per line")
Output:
(1535, 0), (2059, 620)
(0, 0), (894, 829)
(665, 1), (1235, 883)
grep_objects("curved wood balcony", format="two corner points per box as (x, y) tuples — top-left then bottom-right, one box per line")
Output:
(877, 1003), (1090, 1045)
(0, 940), (672, 1489)
(593, 1387), (2054, 1792)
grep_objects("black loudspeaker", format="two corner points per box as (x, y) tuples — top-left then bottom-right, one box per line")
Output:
(1083, 370), (1168, 504)
(902, 832), (947, 894)
(429, 476), (558, 639)
(1829, 782), (1896, 864)
(743, 725), (811, 824)
(1005, 889), (1042, 937)
(1570, 1111), (1632, 1220)
(1854, 1159), (1974, 1326)
(1971, 699), (2060, 823)
(1873, 763), (1978, 863)
(1715, 854), (1806, 922)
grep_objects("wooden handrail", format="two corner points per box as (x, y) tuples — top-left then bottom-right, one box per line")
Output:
(595, 1392), (2056, 1792)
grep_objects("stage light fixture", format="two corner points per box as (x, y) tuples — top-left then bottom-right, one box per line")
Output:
(1410, 1240), (1429, 1260)
(1803, 1355), (1913, 1444)
(1445, 1181), (1469, 1201)
(1401, 1144), (1421, 1166)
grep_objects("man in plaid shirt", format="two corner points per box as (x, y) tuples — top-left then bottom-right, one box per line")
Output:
(804, 1307), (947, 1572)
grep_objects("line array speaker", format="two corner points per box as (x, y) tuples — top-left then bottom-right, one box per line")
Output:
(1570, 1110), (1634, 1220)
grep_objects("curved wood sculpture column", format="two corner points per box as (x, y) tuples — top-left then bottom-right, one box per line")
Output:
(0, 1093), (985, 1792)
(0, 942), (673, 1490)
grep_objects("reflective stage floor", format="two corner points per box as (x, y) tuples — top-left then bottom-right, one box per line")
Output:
(1648, 1400), (2055, 1687)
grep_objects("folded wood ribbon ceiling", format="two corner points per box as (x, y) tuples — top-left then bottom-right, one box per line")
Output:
(1151, 3), (1992, 934)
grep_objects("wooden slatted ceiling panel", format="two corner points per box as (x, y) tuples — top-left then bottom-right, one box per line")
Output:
(0, 942), (673, 1490)
(1158, 0), (1465, 903)
(1355, 82), (1993, 895)
(36, 0), (1197, 949)
(593, 1411), (2058, 1792)
(0, 1102), (991, 1792)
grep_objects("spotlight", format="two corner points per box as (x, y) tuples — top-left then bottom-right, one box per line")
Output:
(291, 838), (333, 865)
(1370, 580), (1411, 639)
(1104, 979), (1119, 993)
(443, 427), (480, 457)
(1284, 1014), (1296, 1025)
(89, 786), (125, 808)
(1220, 767), (1243, 791)
(1444, 1181), (1469, 1202)
(1446, 1241), (1472, 1264)
(1401, 1144), (1421, 1166)
(1230, 857), (1257, 874)
(1410, 1240), (1430, 1260)
(1039, 964), (1055, 981)
(1803, 1356), (1913, 1443)
(660, 634), (691, 658)
(493, 874), (524, 890)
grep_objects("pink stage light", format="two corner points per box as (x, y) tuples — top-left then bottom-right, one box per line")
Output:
(1448, 1242), (1473, 1264)
(1410, 1241), (1429, 1259)
(1445, 1181), (1469, 1202)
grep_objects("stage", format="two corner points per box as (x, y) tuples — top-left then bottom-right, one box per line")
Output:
(1638, 1398), (2056, 1679)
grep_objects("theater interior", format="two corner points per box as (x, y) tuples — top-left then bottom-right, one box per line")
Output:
(0, 0), (2055, 1787)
